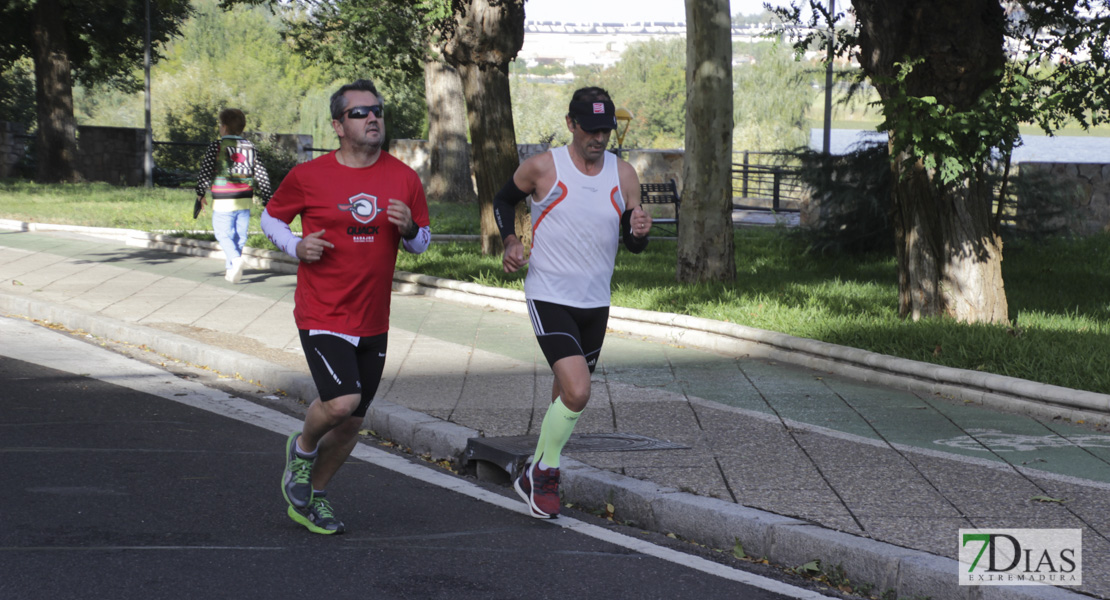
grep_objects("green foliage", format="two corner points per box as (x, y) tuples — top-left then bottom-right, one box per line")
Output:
(875, 59), (1019, 185)
(594, 37), (687, 149)
(510, 75), (571, 146)
(1016, 1), (1110, 132)
(733, 41), (817, 152)
(275, 0), (430, 141)
(298, 88), (340, 152)
(377, 79), (428, 143)
(79, 0), (338, 157)
(774, 0), (1110, 188)
(0, 0), (192, 91)
(251, 137), (298, 191)
(158, 81), (223, 172)
(0, 58), (35, 130)
(516, 62), (567, 78)
(563, 36), (814, 152)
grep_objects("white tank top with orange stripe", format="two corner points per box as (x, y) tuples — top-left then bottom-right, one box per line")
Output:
(525, 145), (625, 308)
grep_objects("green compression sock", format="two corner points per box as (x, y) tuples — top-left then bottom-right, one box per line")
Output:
(533, 397), (581, 469)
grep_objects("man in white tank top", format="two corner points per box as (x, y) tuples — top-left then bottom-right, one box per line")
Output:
(493, 87), (653, 519)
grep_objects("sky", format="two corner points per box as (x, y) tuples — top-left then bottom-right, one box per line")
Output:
(523, 0), (789, 23)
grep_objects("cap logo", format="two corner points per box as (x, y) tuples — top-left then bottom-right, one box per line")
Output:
(593, 102), (605, 114)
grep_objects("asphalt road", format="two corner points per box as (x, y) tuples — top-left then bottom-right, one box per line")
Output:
(0, 317), (839, 600)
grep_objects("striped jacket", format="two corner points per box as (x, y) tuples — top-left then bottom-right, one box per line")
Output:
(195, 136), (273, 212)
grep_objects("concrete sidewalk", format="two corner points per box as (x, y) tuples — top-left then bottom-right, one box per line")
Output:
(0, 222), (1106, 599)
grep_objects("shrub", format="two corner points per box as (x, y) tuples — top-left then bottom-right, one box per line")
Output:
(251, 136), (299, 192)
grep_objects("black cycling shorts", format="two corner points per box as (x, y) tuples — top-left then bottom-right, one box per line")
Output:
(527, 299), (609, 373)
(298, 330), (387, 418)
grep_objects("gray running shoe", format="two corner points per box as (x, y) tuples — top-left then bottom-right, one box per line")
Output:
(282, 432), (314, 509)
(287, 491), (345, 535)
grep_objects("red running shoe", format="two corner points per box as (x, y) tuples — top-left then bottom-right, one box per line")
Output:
(514, 459), (561, 518)
(513, 459), (545, 518)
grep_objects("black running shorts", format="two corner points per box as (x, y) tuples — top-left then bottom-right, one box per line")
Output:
(527, 299), (609, 373)
(298, 330), (387, 418)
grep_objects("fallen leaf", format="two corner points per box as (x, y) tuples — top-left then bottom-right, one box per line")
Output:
(732, 538), (746, 560)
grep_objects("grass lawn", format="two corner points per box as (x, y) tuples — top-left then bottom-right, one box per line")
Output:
(2, 179), (1109, 396)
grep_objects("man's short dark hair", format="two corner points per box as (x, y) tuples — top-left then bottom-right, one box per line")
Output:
(330, 79), (385, 121)
(568, 86), (612, 114)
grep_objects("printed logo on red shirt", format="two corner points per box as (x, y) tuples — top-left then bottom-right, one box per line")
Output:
(337, 194), (380, 224)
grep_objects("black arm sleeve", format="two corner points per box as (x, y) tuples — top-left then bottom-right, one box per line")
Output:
(493, 178), (530, 241)
(621, 208), (649, 254)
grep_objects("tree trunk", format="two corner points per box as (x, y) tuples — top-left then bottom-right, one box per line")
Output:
(30, 0), (78, 183)
(853, 0), (1009, 323)
(439, 0), (526, 255)
(891, 150), (1008, 323)
(677, 0), (735, 283)
(458, 62), (527, 254)
(424, 53), (476, 204)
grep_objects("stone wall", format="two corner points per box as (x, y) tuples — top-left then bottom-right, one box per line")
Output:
(77, 126), (146, 186)
(388, 139), (431, 181)
(387, 141), (553, 195)
(0, 121), (28, 178)
(1018, 162), (1110, 236)
(245, 132), (314, 164)
(73, 127), (315, 186)
(623, 149), (685, 189)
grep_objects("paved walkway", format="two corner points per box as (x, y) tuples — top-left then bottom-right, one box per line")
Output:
(0, 223), (1106, 599)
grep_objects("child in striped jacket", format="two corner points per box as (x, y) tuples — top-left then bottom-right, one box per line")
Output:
(195, 108), (272, 283)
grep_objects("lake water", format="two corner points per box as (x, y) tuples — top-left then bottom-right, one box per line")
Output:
(811, 128), (1110, 164)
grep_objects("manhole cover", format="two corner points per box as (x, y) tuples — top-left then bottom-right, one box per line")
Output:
(465, 433), (690, 483)
(475, 433), (689, 454)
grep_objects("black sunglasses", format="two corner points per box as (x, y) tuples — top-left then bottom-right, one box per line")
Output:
(344, 105), (383, 120)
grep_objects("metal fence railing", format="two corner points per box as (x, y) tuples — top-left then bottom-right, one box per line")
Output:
(731, 151), (805, 212)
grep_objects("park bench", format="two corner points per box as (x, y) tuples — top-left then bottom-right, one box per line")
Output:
(640, 178), (680, 237)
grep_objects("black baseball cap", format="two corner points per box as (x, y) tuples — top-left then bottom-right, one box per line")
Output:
(568, 99), (618, 132)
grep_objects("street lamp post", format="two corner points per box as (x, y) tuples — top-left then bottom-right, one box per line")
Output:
(144, 0), (153, 187)
(615, 107), (632, 157)
(822, 0), (835, 155)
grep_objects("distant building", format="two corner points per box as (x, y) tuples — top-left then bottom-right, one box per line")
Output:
(519, 20), (776, 70)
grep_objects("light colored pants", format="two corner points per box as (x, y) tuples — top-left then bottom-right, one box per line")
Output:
(212, 209), (250, 269)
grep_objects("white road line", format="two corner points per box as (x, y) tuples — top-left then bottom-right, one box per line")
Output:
(1, 316), (836, 600)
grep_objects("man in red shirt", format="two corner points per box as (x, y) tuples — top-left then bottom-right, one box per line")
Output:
(262, 79), (431, 535)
